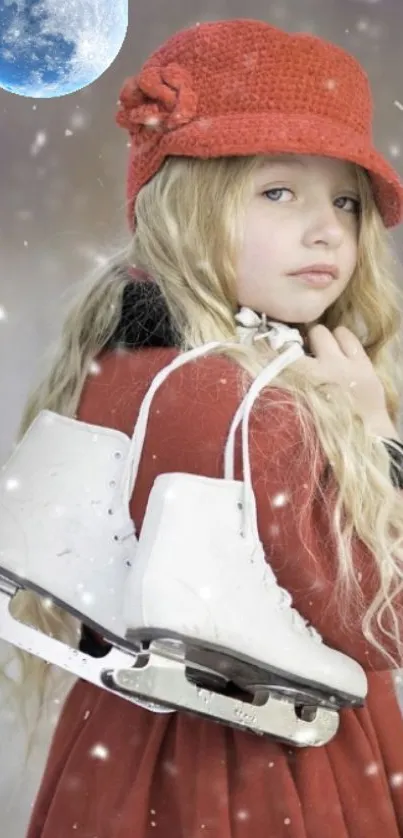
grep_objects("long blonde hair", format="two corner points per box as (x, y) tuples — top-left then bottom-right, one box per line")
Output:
(5, 154), (403, 720)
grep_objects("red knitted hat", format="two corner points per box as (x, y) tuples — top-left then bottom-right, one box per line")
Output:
(115, 18), (403, 231)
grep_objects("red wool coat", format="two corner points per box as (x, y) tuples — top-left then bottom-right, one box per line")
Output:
(27, 346), (403, 838)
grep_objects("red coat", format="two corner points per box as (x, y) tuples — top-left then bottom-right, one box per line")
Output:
(27, 346), (403, 838)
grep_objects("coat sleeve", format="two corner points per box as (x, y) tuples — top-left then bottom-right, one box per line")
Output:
(78, 348), (397, 672)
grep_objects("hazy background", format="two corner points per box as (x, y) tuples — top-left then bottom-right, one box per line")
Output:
(1, 0), (403, 835)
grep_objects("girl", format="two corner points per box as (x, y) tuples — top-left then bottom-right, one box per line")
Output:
(7, 16), (403, 838)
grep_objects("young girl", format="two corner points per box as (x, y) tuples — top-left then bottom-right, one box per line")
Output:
(7, 16), (403, 838)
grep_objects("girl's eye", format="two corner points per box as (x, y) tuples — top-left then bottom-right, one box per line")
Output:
(263, 187), (293, 201)
(262, 189), (361, 215)
(334, 196), (361, 214)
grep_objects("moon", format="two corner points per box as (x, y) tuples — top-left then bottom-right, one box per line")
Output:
(0, 0), (128, 98)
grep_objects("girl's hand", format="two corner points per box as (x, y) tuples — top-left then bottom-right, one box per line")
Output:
(294, 324), (389, 424)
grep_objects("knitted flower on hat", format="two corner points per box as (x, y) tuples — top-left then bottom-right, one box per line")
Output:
(116, 63), (198, 137)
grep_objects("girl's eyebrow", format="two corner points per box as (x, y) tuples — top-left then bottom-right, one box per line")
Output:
(257, 158), (357, 188)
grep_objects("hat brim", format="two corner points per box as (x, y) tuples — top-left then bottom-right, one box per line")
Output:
(148, 112), (403, 228)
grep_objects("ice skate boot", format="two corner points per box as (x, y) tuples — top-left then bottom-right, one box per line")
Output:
(0, 405), (178, 712)
(107, 323), (367, 746)
(0, 330), (366, 744)
(0, 340), (271, 715)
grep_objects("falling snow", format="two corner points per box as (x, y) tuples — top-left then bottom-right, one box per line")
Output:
(42, 597), (54, 610)
(1, 4), (403, 837)
(389, 143), (401, 158)
(89, 742), (110, 761)
(162, 760), (178, 777)
(89, 360), (102, 376)
(365, 762), (380, 776)
(271, 492), (290, 508)
(5, 478), (19, 491)
(235, 809), (250, 822)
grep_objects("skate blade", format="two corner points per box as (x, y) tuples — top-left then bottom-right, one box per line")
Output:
(126, 629), (364, 710)
(0, 584), (172, 714)
(0, 566), (142, 655)
(0, 587), (338, 744)
(104, 658), (340, 747)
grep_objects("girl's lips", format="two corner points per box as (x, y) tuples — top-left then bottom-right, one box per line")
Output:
(291, 272), (335, 287)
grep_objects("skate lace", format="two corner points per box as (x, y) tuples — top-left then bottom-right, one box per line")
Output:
(278, 588), (322, 643)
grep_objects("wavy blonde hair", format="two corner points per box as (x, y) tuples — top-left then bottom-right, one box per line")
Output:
(4, 154), (403, 725)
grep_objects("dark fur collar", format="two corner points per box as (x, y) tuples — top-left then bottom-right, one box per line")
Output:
(106, 279), (180, 350)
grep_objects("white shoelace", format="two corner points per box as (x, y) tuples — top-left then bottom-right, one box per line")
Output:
(235, 309), (316, 640)
(235, 307), (304, 351)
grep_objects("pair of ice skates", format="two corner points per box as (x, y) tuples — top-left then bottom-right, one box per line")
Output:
(0, 317), (367, 747)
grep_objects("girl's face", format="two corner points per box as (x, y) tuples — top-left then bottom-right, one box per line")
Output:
(236, 154), (360, 326)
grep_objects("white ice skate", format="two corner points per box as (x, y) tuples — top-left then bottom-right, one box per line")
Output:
(0, 324), (367, 745)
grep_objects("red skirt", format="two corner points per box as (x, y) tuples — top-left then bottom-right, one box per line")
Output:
(26, 671), (403, 838)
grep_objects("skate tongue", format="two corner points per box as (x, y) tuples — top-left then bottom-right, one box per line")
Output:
(278, 588), (322, 643)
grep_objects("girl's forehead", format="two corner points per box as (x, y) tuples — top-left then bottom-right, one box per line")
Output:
(255, 154), (358, 183)
(258, 154), (306, 167)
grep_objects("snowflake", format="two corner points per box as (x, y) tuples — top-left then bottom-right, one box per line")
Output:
(89, 360), (102, 376)
(30, 131), (48, 158)
(389, 144), (401, 158)
(5, 478), (20, 492)
(364, 762), (379, 776)
(89, 742), (110, 760)
(271, 491), (290, 508)
(162, 760), (178, 777)
(42, 597), (54, 610)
